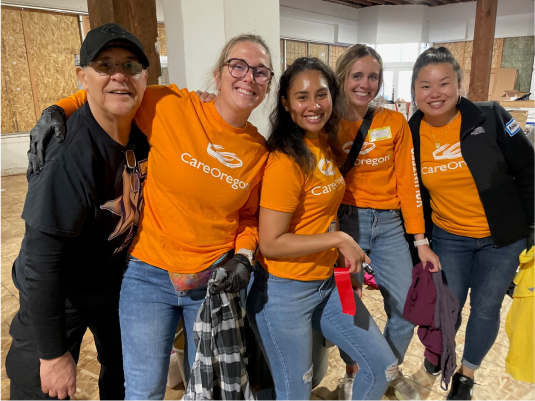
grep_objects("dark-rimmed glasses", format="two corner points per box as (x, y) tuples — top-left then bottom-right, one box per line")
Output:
(125, 150), (140, 193)
(224, 58), (274, 85)
(88, 60), (144, 76)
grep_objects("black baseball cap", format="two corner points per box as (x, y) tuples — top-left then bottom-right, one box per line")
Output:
(80, 23), (150, 68)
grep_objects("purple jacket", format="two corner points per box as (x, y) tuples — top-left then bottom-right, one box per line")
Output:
(403, 262), (459, 390)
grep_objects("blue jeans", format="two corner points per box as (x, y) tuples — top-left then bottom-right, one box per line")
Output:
(247, 266), (398, 400)
(119, 254), (225, 400)
(338, 206), (415, 365)
(431, 224), (526, 370)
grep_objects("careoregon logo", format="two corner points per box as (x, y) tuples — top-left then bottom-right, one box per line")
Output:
(342, 141), (376, 155)
(207, 143), (243, 168)
(360, 142), (376, 154)
(433, 143), (461, 160)
(318, 158), (335, 176)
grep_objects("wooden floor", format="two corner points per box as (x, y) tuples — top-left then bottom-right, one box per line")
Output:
(1, 173), (534, 400)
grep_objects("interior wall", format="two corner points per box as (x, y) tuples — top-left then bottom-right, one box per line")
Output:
(279, 0), (358, 44)
(0, 0), (166, 21)
(427, 0), (535, 43)
(1, 7), (36, 133)
(376, 5), (427, 44)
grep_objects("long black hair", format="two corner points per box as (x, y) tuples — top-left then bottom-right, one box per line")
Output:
(268, 57), (345, 175)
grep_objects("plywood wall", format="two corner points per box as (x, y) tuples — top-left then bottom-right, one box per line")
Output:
(157, 24), (167, 57)
(21, 9), (81, 117)
(435, 38), (504, 76)
(1, 7), (37, 133)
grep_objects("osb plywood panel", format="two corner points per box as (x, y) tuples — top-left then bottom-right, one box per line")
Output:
(157, 24), (167, 56)
(286, 40), (307, 69)
(435, 39), (504, 88)
(329, 45), (347, 69)
(21, 9), (80, 114)
(1, 7), (37, 133)
(491, 38), (503, 69)
(434, 41), (465, 68)
(309, 43), (328, 65)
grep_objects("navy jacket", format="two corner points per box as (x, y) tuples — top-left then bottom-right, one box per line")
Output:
(409, 98), (534, 248)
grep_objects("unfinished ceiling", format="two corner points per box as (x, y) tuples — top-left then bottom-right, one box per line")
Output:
(323, 0), (475, 7)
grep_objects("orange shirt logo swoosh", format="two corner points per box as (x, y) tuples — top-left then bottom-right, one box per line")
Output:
(318, 158), (335, 176)
(433, 143), (462, 160)
(207, 143), (243, 168)
(341, 141), (376, 155)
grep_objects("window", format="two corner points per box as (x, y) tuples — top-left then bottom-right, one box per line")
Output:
(279, 38), (349, 72)
(309, 43), (328, 65)
(380, 70), (395, 101)
(398, 70), (413, 102)
(329, 45), (347, 70)
(377, 43), (419, 63)
(285, 40), (307, 70)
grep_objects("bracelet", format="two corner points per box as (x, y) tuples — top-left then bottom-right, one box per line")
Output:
(414, 238), (429, 247)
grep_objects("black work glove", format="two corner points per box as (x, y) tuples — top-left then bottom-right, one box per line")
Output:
(27, 105), (67, 177)
(209, 254), (252, 295)
(528, 224), (534, 250)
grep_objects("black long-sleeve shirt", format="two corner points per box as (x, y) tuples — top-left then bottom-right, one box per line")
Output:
(12, 102), (149, 359)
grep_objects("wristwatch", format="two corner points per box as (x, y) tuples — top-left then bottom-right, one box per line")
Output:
(414, 238), (429, 247)
(237, 248), (254, 265)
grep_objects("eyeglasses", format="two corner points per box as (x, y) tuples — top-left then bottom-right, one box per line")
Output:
(224, 58), (274, 85)
(125, 150), (141, 193)
(88, 60), (144, 76)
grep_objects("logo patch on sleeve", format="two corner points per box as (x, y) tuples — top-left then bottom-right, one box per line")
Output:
(505, 118), (520, 137)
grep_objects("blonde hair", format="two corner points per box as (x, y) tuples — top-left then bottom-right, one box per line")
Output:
(209, 34), (273, 91)
(335, 44), (386, 112)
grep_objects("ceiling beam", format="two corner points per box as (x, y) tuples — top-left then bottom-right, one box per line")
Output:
(322, 0), (362, 8)
(400, 0), (442, 6)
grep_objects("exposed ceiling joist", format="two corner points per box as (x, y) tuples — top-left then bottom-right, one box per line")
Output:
(321, 0), (475, 8)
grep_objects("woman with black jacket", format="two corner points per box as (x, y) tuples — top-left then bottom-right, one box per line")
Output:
(409, 47), (534, 400)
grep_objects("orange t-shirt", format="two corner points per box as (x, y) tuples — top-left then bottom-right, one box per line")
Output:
(58, 86), (268, 273)
(338, 108), (424, 234)
(257, 136), (345, 281)
(419, 113), (490, 238)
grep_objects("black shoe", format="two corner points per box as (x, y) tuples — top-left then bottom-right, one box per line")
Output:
(447, 372), (474, 400)
(423, 357), (441, 376)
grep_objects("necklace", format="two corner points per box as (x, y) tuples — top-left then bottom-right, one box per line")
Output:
(426, 112), (459, 149)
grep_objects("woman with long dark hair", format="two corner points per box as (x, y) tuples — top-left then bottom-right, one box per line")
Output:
(246, 57), (397, 400)
(409, 46), (533, 400)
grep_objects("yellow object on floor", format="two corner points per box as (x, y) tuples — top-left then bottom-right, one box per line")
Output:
(505, 246), (534, 384)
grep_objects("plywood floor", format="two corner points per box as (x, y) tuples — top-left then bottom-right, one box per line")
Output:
(2, 174), (534, 400)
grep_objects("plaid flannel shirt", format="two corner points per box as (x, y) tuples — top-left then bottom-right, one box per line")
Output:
(184, 268), (256, 400)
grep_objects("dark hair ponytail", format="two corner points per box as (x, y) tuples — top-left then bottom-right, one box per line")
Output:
(267, 57), (345, 175)
(411, 46), (462, 104)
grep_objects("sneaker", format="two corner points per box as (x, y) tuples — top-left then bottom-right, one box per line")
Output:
(424, 357), (441, 376)
(338, 373), (355, 400)
(390, 370), (421, 400)
(447, 372), (474, 400)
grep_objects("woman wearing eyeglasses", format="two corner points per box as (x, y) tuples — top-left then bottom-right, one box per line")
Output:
(39, 34), (275, 399)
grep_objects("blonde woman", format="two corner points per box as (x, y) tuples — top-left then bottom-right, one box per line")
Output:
(334, 44), (439, 400)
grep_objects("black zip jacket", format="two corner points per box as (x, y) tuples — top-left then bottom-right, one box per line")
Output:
(409, 97), (534, 248)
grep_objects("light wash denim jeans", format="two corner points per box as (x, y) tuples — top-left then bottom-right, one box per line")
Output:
(431, 224), (526, 370)
(246, 266), (398, 400)
(338, 205), (416, 365)
(118, 254), (225, 400)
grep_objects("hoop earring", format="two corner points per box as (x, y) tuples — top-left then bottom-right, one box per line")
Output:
(457, 95), (462, 105)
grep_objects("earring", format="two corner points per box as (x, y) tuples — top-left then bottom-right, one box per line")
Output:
(457, 95), (462, 105)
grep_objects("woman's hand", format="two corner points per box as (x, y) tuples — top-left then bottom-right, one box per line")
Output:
(350, 274), (362, 298)
(417, 244), (441, 272)
(338, 232), (371, 274)
(195, 90), (217, 103)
